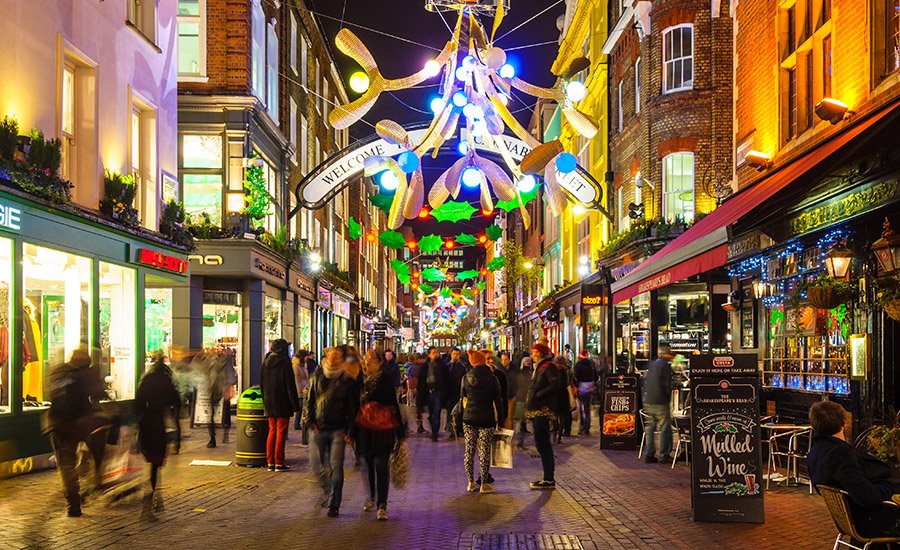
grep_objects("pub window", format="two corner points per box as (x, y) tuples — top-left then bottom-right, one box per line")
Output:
(872, 0), (900, 87)
(662, 152), (695, 223)
(662, 25), (693, 93)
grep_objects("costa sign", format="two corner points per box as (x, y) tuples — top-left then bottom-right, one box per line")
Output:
(712, 356), (735, 367)
(292, 124), (604, 212)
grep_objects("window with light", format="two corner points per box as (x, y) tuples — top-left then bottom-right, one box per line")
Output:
(662, 152), (695, 222)
(663, 25), (693, 93)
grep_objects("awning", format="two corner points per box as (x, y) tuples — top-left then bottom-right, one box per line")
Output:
(611, 100), (899, 304)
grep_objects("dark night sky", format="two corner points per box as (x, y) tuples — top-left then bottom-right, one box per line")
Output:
(306, 0), (566, 264)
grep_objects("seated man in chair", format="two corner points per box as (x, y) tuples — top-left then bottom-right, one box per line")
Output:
(807, 400), (900, 538)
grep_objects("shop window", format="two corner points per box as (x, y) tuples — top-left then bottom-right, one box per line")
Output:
(0, 238), (12, 413)
(145, 287), (173, 359)
(99, 263), (136, 401)
(265, 295), (283, 351)
(872, 0), (900, 87)
(128, 0), (157, 44)
(778, 0), (832, 143)
(297, 306), (311, 351)
(181, 134), (223, 225)
(266, 21), (279, 121)
(202, 292), (242, 390)
(22, 244), (92, 408)
(662, 152), (695, 222)
(251, 0), (266, 103)
(663, 25), (693, 93)
(177, 0), (206, 78)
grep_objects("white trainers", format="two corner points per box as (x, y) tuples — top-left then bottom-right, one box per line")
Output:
(467, 481), (477, 492)
(479, 482), (496, 494)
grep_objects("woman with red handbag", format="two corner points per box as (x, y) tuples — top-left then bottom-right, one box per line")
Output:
(351, 350), (405, 520)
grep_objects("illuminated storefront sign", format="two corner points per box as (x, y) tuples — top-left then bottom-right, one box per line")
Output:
(0, 202), (22, 231)
(137, 248), (189, 274)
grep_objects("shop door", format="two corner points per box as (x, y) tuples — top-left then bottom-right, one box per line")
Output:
(202, 292), (243, 397)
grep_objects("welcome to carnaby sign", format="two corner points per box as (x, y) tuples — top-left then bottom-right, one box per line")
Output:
(293, 124), (603, 212)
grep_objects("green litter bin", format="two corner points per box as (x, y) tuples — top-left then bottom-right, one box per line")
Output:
(236, 386), (268, 467)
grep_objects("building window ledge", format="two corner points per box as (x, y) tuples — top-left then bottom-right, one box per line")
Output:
(178, 75), (210, 84)
(125, 21), (162, 54)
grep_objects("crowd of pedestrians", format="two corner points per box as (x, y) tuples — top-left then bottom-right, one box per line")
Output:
(42, 336), (611, 521)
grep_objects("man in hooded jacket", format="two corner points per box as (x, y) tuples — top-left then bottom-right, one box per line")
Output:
(260, 339), (299, 471)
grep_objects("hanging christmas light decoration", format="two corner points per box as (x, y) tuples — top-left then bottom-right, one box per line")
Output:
(327, 0), (597, 229)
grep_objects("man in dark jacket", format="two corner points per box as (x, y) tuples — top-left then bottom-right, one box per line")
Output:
(807, 400), (900, 537)
(574, 350), (597, 435)
(304, 346), (360, 517)
(260, 339), (299, 471)
(45, 349), (110, 517)
(444, 348), (467, 438)
(417, 346), (447, 441)
(641, 346), (674, 463)
(525, 338), (561, 490)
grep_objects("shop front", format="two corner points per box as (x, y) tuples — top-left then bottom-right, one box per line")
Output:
(288, 265), (315, 354)
(314, 283), (353, 357)
(182, 240), (295, 390)
(557, 284), (581, 357)
(0, 191), (189, 462)
(581, 281), (608, 359)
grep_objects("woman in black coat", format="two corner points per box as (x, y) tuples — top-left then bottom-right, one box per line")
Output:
(135, 354), (181, 519)
(351, 350), (404, 520)
(259, 339), (299, 471)
(460, 349), (506, 494)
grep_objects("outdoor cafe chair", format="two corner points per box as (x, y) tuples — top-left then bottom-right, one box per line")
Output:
(671, 408), (691, 469)
(817, 485), (900, 550)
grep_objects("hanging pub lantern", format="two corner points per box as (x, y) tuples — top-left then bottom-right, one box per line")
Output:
(872, 217), (900, 274)
(825, 239), (854, 280)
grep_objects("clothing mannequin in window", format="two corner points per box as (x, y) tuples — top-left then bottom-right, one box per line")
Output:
(22, 298), (43, 402)
(0, 284), (8, 407)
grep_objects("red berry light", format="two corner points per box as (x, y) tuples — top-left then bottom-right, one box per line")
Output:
(365, 232), (376, 242)
(418, 207), (430, 219)
(445, 239), (455, 249)
(407, 240), (417, 250)
(477, 235), (488, 244)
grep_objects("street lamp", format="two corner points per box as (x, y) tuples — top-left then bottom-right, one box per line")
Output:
(523, 260), (534, 270)
(824, 239), (853, 280)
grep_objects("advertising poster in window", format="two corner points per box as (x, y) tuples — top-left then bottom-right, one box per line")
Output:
(689, 354), (763, 523)
(599, 374), (638, 450)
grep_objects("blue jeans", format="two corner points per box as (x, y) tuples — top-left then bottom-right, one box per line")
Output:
(310, 429), (347, 509)
(643, 403), (672, 459)
(578, 394), (592, 433)
(532, 416), (554, 482)
(427, 391), (442, 438)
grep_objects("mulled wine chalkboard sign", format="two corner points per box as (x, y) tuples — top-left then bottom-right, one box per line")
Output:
(689, 354), (764, 523)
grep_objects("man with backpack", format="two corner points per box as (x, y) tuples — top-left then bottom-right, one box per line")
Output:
(44, 349), (111, 517)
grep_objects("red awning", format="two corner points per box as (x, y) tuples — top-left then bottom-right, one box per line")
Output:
(611, 100), (898, 303)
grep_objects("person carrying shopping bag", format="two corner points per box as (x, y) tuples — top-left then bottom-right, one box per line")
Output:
(460, 349), (507, 494)
(351, 350), (405, 520)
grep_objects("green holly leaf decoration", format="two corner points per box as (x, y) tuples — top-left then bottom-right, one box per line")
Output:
(348, 216), (362, 240)
(462, 288), (475, 299)
(391, 259), (411, 284)
(485, 224), (503, 242)
(455, 233), (478, 245)
(476, 281), (487, 292)
(487, 256), (506, 272)
(418, 234), (444, 253)
(379, 230), (407, 249)
(440, 287), (453, 298)
(421, 267), (446, 282)
(496, 187), (539, 213)
(456, 269), (480, 281)
(369, 193), (394, 214)
(431, 200), (477, 223)
(419, 283), (435, 294)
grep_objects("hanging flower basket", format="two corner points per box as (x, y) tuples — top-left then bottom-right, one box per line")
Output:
(883, 299), (900, 322)
(807, 286), (845, 310)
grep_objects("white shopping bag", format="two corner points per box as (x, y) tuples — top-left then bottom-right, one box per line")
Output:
(490, 429), (515, 469)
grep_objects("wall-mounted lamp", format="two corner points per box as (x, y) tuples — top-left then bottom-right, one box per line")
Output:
(635, 171), (655, 189)
(824, 239), (853, 280)
(872, 217), (900, 274)
(752, 280), (764, 299)
(814, 98), (853, 125)
(225, 192), (246, 213)
(744, 150), (771, 172)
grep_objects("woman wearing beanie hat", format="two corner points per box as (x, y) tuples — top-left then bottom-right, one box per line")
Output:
(524, 337), (561, 489)
(460, 349), (507, 494)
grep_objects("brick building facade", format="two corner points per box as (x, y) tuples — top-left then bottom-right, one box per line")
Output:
(606, 0), (733, 231)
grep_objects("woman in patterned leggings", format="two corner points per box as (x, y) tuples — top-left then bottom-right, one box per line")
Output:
(460, 349), (507, 494)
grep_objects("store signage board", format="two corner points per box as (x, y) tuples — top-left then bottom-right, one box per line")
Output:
(787, 177), (900, 237)
(581, 283), (605, 307)
(0, 202), (22, 231)
(689, 354), (764, 523)
(599, 374), (638, 450)
(137, 248), (189, 274)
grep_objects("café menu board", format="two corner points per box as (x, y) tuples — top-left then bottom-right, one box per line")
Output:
(599, 374), (638, 450)
(689, 354), (764, 523)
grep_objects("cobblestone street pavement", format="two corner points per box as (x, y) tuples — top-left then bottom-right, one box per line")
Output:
(0, 423), (836, 550)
